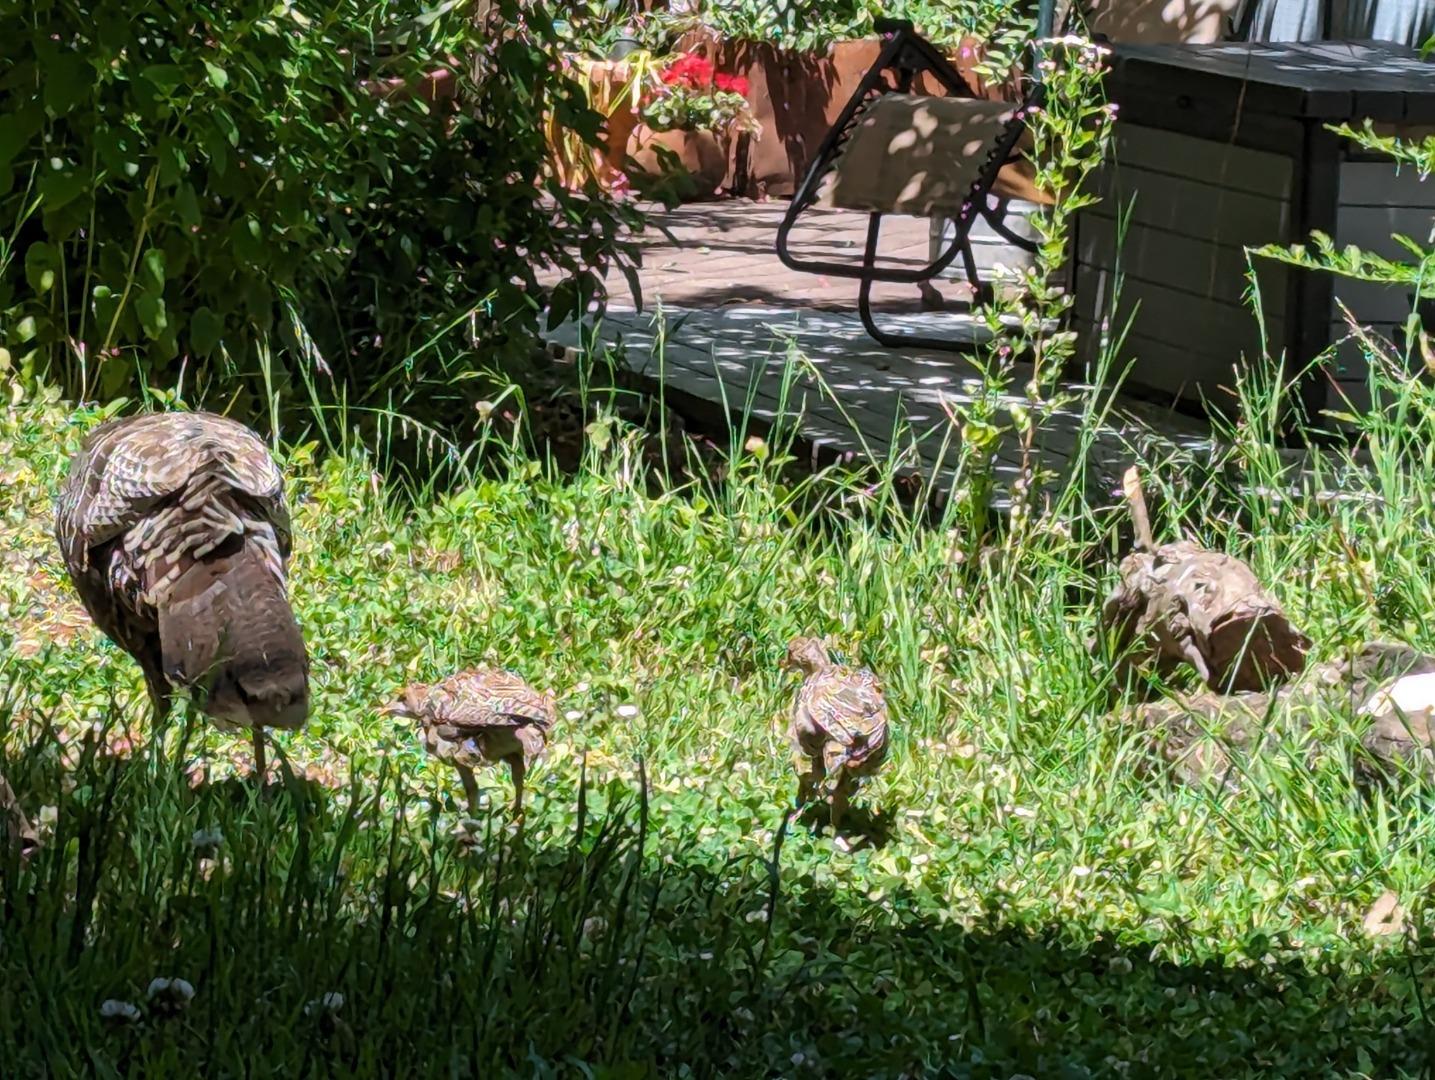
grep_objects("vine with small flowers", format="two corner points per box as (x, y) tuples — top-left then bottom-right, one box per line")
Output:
(945, 36), (1115, 544)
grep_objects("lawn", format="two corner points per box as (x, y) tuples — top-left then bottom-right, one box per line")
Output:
(3, 0), (1434, 1071)
(4, 369), (1435, 1077)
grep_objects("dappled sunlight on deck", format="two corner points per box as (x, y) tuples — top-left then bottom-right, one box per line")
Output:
(549, 201), (1216, 507)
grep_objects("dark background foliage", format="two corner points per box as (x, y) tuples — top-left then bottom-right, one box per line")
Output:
(0, 0), (637, 426)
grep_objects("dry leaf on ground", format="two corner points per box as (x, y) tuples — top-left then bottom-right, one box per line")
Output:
(1363, 890), (1405, 938)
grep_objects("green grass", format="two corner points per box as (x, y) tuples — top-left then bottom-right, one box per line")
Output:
(4, 359), (1435, 1077)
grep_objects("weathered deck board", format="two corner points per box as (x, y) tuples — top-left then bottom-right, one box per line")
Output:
(597, 201), (966, 313)
(544, 202), (1242, 507)
(542, 203), (1377, 508)
(551, 304), (1219, 505)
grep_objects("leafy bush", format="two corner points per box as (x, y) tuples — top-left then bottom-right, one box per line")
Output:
(622, 0), (1036, 54)
(0, 0), (637, 424)
(681, 0), (874, 50)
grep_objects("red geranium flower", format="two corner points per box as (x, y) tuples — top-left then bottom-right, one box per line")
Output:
(714, 73), (749, 97)
(661, 53), (715, 89)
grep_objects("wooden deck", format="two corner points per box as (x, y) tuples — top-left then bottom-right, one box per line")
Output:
(602, 200), (946, 312)
(548, 201), (1216, 505)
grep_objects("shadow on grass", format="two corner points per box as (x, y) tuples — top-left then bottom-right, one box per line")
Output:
(794, 798), (896, 850)
(1, 741), (1432, 1078)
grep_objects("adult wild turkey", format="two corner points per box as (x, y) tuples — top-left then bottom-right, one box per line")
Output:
(382, 668), (556, 820)
(784, 636), (890, 833)
(55, 412), (309, 777)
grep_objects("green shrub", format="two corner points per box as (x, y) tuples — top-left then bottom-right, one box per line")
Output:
(0, 0), (637, 422)
(630, 0), (1035, 54)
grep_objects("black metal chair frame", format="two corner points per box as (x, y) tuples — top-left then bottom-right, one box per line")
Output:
(775, 18), (1044, 352)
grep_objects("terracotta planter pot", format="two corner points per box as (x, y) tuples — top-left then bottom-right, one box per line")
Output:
(545, 57), (644, 191)
(627, 125), (730, 200)
(363, 64), (461, 105)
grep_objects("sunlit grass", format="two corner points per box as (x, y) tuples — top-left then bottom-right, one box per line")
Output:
(4, 356), (1435, 1075)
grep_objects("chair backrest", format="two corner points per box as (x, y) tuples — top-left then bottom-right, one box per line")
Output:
(1077, 0), (1245, 42)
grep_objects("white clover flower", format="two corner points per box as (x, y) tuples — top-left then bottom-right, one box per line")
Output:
(615, 704), (640, 719)
(305, 992), (346, 1017)
(100, 999), (142, 1023)
(581, 916), (608, 940)
(146, 977), (195, 1010)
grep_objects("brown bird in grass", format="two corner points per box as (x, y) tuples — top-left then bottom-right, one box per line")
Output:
(382, 669), (556, 819)
(55, 412), (309, 779)
(783, 636), (890, 832)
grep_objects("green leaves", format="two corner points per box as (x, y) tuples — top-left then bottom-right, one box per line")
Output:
(141, 248), (166, 291)
(0, 0), (639, 427)
(14, 289), (1435, 1074)
(156, 137), (188, 186)
(23, 243), (59, 295)
(174, 182), (201, 228)
(42, 53), (90, 117)
(140, 64), (185, 96)
(135, 293), (168, 340)
(91, 285), (118, 338)
(585, 415), (614, 452)
(0, 114), (28, 171)
(134, 248), (169, 342)
(36, 159), (87, 212)
(190, 306), (223, 355)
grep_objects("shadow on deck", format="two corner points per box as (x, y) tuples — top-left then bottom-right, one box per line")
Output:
(548, 200), (1219, 507)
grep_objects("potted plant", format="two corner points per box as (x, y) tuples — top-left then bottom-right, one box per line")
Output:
(544, 50), (665, 192)
(646, 4), (1025, 198)
(626, 52), (760, 199)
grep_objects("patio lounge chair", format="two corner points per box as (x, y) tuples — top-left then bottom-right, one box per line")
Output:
(774, 17), (1054, 352)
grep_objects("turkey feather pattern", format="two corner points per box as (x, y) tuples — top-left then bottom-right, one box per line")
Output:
(55, 412), (309, 732)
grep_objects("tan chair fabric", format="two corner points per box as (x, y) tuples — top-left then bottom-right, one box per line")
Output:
(817, 94), (1050, 216)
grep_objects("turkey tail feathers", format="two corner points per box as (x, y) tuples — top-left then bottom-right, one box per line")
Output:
(55, 411), (308, 731)
(158, 540), (309, 731)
